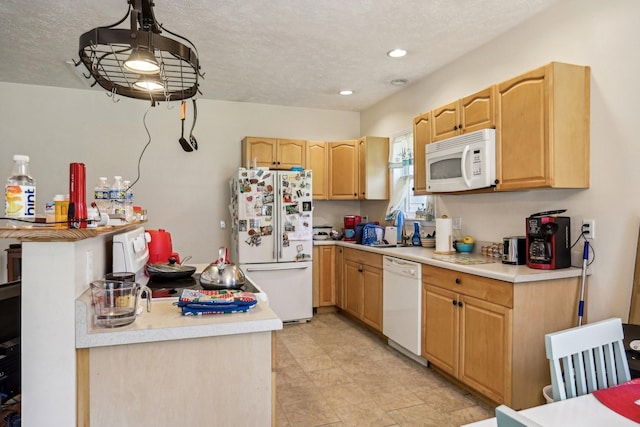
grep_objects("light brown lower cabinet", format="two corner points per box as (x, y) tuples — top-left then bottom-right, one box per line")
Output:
(343, 248), (383, 331)
(312, 245), (335, 307)
(422, 265), (581, 409)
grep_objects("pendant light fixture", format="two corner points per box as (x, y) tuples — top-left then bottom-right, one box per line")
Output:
(123, 48), (160, 74)
(77, 0), (203, 104)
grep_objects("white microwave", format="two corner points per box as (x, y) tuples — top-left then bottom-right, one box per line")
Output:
(426, 128), (496, 193)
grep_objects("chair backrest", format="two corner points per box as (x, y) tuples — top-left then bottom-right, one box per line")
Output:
(545, 317), (631, 401)
(495, 405), (542, 427)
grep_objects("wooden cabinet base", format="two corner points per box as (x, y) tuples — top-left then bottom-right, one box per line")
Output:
(423, 272), (581, 410)
(77, 332), (274, 426)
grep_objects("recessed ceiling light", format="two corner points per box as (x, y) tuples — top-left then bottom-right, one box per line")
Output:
(339, 90), (353, 96)
(390, 79), (409, 86)
(387, 49), (407, 58)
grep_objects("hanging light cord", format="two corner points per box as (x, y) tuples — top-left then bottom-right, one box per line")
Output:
(126, 103), (154, 192)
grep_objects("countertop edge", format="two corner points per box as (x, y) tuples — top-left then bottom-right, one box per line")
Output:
(0, 221), (146, 242)
(315, 240), (586, 283)
(76, 291), (283, 349)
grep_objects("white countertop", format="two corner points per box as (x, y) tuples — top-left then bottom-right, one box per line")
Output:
(76, 289), (282, 349)
(315, 240), (587, 283)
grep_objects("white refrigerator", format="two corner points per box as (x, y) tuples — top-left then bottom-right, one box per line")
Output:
(229, 168), (313, 322)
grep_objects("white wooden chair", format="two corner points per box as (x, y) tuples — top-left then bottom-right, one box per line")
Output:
(544, 317), (631, 401)
(495, 405), (542, 427)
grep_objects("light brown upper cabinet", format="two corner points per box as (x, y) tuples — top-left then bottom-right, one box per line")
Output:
(496, 62), (590, 190)
(241, 137), (306, 170)
(328, 140), (359, 199)
(358, 136), (389, 200)
(412, 111), (432, 195)
(306, 141), (328, 200)
(432, 86), (496, 142)
(328, 137), (389, 200)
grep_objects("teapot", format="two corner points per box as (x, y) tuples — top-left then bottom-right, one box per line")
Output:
(199, 247), (246, 290)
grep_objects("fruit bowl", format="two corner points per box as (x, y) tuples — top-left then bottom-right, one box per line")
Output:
(455, 242), (474, 253)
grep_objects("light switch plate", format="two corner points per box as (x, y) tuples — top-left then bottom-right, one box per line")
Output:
(452, 217), (462, 230)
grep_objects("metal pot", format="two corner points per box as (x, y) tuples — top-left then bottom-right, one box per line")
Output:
(200, 247), (246, 290)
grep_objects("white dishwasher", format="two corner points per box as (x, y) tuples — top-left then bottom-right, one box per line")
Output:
(383, 256), (423, 359)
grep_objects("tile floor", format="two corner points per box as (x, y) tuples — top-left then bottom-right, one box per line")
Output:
(275, 312), (495, 426)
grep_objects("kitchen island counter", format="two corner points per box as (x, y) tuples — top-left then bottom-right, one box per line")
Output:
(314, 240), (587, 283)
(76, 291), (282, 348)
(76, 291), (282, 426)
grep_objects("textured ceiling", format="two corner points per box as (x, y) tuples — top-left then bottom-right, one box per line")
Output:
(0, 0), (558, 111)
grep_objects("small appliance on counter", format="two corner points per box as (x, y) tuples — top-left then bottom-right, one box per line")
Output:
(502, 236), (526, 265)
(146, 228), (182, 263)
(313, 225), (332, 240)
(526, 210), (571, 270)
(384, 226), (398, 246)
(343, 215), (361, 241)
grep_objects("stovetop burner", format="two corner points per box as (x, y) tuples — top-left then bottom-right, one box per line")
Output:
(146, 273), (261, 299)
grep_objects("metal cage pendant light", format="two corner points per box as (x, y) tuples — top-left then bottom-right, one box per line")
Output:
(78, 0), (202, 104)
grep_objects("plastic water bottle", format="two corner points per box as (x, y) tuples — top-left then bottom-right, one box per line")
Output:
(5, 155), (36, 219)
(123, 180), (134, 222)
(93, 177), (110, 212)
(109, 176), (125, 217)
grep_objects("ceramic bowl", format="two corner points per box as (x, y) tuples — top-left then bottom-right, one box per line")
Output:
(455, 242), (474, 253)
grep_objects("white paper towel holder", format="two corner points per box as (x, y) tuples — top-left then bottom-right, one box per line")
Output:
(433, 235), (456, 254)
(434, 216), (456, 254)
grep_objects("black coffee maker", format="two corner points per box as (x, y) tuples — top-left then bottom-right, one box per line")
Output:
(526, 211), (571, 270)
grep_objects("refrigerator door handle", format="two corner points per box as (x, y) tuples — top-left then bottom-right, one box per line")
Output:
(273, 231), (277, 260)
(244, 264), (310, 272)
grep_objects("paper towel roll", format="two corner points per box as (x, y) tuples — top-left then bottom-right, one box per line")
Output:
(435, 218), (455, 254)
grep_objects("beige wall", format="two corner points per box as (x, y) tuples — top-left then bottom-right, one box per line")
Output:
(2, 0), (637, 323)
(0, 84), (360, 279)
(361, 0), (640, 322)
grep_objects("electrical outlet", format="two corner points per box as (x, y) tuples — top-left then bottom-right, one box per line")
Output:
(582, 219), (595, 239)
(220, 220), (226, 229)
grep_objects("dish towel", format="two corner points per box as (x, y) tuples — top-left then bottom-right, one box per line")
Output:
(592, 378), (640, 423)
(175, 289), (257, 315)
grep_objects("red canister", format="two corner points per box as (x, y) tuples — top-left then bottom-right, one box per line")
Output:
(69, 162), (87, 228)
(343, 215), (361, 241)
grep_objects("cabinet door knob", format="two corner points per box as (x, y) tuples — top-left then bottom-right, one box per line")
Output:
(452, 300), (457, 306)
(455, 278), (461, 284)
(458, 301), (463, 307)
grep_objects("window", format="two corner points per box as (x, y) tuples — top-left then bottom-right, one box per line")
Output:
(387, 129), (435, 222)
